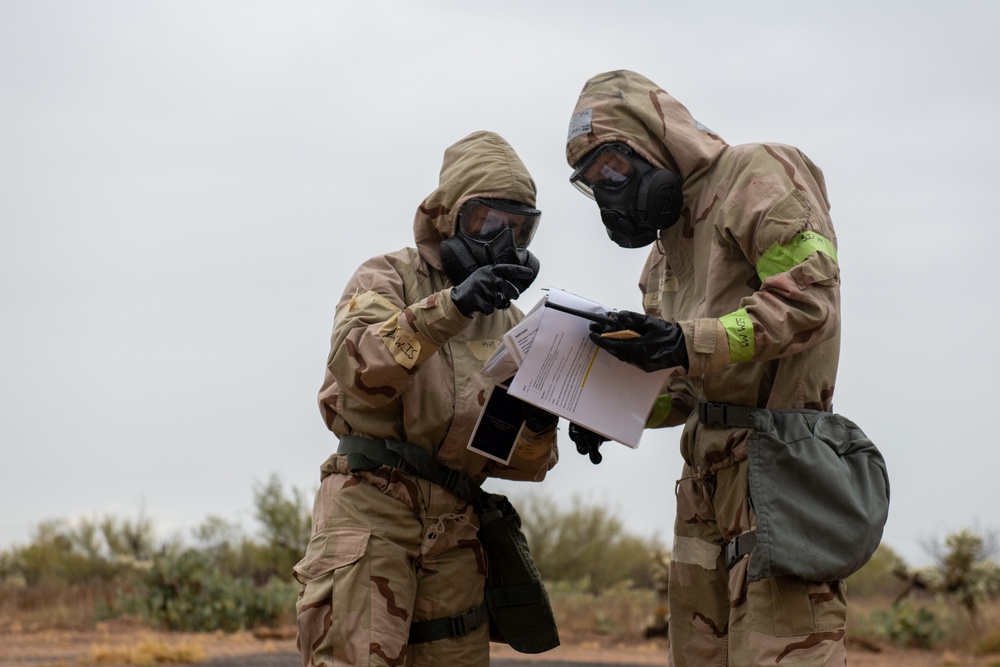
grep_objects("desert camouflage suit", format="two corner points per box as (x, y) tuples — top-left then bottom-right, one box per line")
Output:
(566, 70), (846, 666)
(295, 131), (558, 667)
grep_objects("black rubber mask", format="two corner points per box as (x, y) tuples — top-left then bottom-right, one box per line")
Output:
(440, 227), (540, 288)
(571, 143), (683, 249)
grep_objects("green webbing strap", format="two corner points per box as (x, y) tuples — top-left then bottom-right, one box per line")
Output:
(336, 435), (482, 506)
(408, 601), (490, 644)
(756, 231), (838, 282)
(719, 309), (754, 363)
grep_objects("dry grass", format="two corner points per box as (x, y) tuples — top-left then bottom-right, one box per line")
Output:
(89, 637), (206, 665)
(5, 579), (1000, 661)
(0, 581), (115, 632)
(548, 581), (661, 639)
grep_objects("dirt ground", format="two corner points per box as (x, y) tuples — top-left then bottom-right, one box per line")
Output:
(0, 623), (996, 667)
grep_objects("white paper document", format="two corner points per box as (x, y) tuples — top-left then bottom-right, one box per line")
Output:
(502, 288), (671, 448)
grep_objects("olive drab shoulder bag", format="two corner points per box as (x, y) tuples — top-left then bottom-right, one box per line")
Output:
(476, 492), (560, 653)
(698, 402), (890, 583)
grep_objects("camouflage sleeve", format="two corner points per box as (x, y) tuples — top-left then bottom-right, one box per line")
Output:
(323, 254), (471, 410)
(635, 249), (695, 429)
(682, 150), (841, 376)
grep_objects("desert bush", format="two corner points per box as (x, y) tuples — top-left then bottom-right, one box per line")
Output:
(846, 543), (907, 600)
(852, 528), (1000, 651)
(868, 599), (949, 648)
(924, 529), (1000, 615)
(0, 514), (164, 587)
(0, 477), (311, 631)
(546, 578), (659, 637)
(183, 474), (311, 585)
(109, 548), (297, 631)
(517, 493), (664, 592)
(249, 474), (312, 581)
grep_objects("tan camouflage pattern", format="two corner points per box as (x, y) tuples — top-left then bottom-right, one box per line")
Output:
(319, 130), (557, 483)
(566, 71), (845, 666)
(295, 456), (488, 666)
(298, 131), (558, 666)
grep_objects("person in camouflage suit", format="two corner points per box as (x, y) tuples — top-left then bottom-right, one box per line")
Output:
(565, 70), (846, 666)
(294, 131), (559, 667)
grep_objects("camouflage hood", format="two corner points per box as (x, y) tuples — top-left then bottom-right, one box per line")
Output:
(565, 70), (727, 182)
(414, 131), (538, 273)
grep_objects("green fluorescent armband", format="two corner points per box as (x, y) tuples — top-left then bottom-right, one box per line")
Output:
(756, 231), (838, 282)
(720, 309), (754, 363)
(646, 394), (672, 428)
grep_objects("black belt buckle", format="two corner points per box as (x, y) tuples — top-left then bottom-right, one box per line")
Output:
(450, 612), (469, 637)
(724, 536), (740, 569)
(698, 401), (727, 426)
(724, 530), (757, 569)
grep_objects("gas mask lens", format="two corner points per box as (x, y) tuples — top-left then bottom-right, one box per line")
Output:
(569, 143), (634, 199)
(458, 198), (540, 248)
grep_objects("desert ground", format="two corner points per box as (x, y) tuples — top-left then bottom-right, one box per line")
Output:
(2, 623), (996, 667)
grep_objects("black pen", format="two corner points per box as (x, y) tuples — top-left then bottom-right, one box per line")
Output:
(543, 301), (640, 339)
(543, 300), (618, 326)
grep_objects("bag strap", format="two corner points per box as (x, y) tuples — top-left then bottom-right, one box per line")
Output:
(696, 401), (757, 428)
(337, 435), (482, 506)
(408, 601), (490, 644)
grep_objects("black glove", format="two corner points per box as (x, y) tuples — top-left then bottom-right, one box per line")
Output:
(589, 310), (689, 373)
(520, 401), (558, 432)
(569, 423), (608, 465)
(451, 264), (534, 317)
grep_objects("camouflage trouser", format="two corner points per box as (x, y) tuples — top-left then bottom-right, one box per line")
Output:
(669, 455), (848, 666)
(294, 454), (488, 667)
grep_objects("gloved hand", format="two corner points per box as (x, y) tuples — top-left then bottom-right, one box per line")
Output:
(508, 249), (540, 294)
(589, 310), (689, 373)
(569, 423), (608, 465)
(520, 401), (558, 432)
(451, 264), (534, 317)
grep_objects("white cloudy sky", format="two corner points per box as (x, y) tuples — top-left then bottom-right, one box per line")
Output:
(2, 1), (998, 567)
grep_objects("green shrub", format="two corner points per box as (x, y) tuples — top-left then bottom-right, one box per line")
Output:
(869, 600), (947, 648)
(249, 474), (312, 581)
(516, 493), (663, 592)
(0, 515), (162, 587)
(110, 548), (297, 631)
(846, 543), (907, 600)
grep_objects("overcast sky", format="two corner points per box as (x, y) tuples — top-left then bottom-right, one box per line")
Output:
(2, 1), (998, 567)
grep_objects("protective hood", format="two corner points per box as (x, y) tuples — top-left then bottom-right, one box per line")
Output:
(414, 131), (538, 273)
(565, 70), (727, 184)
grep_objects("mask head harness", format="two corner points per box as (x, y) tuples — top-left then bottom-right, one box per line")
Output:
(569, 142), (683, 248)
(440, 198), (542, 284)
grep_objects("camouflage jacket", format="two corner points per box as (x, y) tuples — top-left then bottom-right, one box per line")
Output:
(318, 131), (558, 483)
(566, 71), (841, 451)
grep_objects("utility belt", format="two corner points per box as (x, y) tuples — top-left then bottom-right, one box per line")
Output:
(337, 435), (560, 654)
(695, 401), (890, 583)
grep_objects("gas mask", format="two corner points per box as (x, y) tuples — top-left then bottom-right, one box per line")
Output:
(440, 198), (542, 287)
(570, 142), (683, 248)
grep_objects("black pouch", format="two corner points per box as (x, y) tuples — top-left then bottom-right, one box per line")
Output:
(476, 492), (560, 654)
(746, 408), (890, 582)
